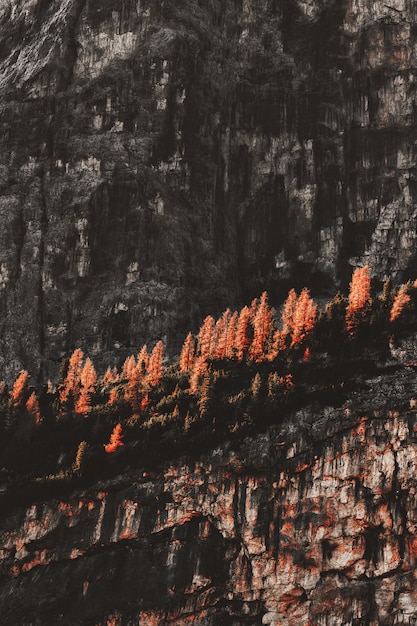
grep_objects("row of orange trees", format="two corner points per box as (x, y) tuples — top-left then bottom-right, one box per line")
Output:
(2, 267), (416, 453)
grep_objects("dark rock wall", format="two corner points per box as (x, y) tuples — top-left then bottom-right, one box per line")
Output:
(1, 0), (417, 378)
(3, 405), (417, 625)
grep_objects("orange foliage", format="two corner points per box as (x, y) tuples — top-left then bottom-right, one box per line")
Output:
(197, 315), (215, 360)
(189, 356), (208, 394)
(225, 311), (238, 358)
(146, 341), (164, 387)
(75, 358), (97, 416)
(11, 370), (29, 406)
(60, 348), (84, 405)
(267, 330), (286, 361)
(180, 332), (195, 373)
(214, 309), (231, 360)
(345, 266), (371, 335)
(26, 392), (41, 425)
(250, 291), (274, 362)
(121, 355), (136, 381)
(390, 285), (411, 322)
(290, 288), (318, 346)
(108, 386), (119, 406)
(104, 423), (124, 453)
(102, 367), (118, 388)
(235, 306), (251, 361)
(137, 345), (149, 373)
(282, 289), (298, 335)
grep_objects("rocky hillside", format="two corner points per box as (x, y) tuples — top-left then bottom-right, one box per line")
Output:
(1, 0), (417, 380)
(1, 347), (417, 625)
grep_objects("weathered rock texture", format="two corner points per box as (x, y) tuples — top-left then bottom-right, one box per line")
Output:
(1, 363), (417, 625)
(1, 0), (417, 378)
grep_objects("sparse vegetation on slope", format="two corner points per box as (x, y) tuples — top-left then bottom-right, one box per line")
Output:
(0, 269), (417, 504)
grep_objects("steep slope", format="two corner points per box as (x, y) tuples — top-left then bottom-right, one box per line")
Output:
(1, 357), (417, 625)
(0, 0), (417, 379)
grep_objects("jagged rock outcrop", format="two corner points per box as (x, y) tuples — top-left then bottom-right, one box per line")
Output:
(1, 361), (417, 625)
(0, 0), (417, 379)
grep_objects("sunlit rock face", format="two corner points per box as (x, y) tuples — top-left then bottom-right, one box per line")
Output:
(1, 0), (417, 379)
(3, 402), (417, 624)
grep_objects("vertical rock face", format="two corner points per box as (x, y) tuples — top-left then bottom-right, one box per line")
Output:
(0, 0), (417, 378)
(2, 408), (417, 625)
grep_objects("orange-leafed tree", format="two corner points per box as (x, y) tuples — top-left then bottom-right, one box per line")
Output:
(75, 358), (97, 416)
(282, 288), (298, 336)
(137, 345), (149, 374)
(60, 348), (84, 405)
(197, 315), (215, 360)
(345, 266), (371, 335)
(125, 361), (145, 414)
(235, 306), (251, 361)
(104, 423), (124, 453)
(180, 332), (195, 373)
(390, 284), (411, 322)
(146, 340), (164, 387)
(26, 391), (41, 425)
(267, 329), (286, 361)
(189, 356), (208, 394)
(225, 311), (238, 358)
(249, 291), (274, 363)
(10, 370), (29, 407)
(102, 367), (118, 389)
(214, 309), (232, 360)
(290, 288), (318, 346)
(121, 355), (136, 381)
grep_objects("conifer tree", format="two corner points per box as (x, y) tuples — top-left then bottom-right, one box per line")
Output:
(180, 332), (195, 373)
(146, 340), (164, 387)
(60, 348), (84, 405)
(75, 358), (97, 416)
(249, 291), (274, 363)
(137, 345), (149, 374)
(189, 356), (207, 394)
(235, 306), (251, 361)
(10, 370), (29, 407)
(197, 315), (215, 360)
(26, 392), (41, 425)
(102, 367), (118, 388)
(390, 284), (411, 322)
(121, 355), (136, 381)
(290, 288), (317, 346)
(282, 289), (298, 336)
(345, 266), (371, 335)
(104, 423), (124, 453)
(225, 311), (238, 358)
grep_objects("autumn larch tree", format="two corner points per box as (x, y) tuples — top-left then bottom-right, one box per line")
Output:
(59, 348), (84, 406)
(75, 358), (97, 416)
(104, 423), (124, 453)
(137, 345), (149, 374)
(225, 311), (238, 359)
(197, 315), (215, 361)
(235, 306), (251, 361)
(390, 284), (411, 322)
(290, 288), (318, 346)
(180, 332), (195, 373)
(281, 288), (298, 337)
(345, 266), (371, 336)
(121, 355), (136, 381)
(189, 356), (208, 394)
(249, 292), (274, 363)
(146, 340), (164, 387)
(26, 392), (41, 425)
(10, 370), (29, 407)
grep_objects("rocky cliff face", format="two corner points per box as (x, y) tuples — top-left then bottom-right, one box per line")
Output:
(0, 0), (417, 379)
(1, 360), (417, 625)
